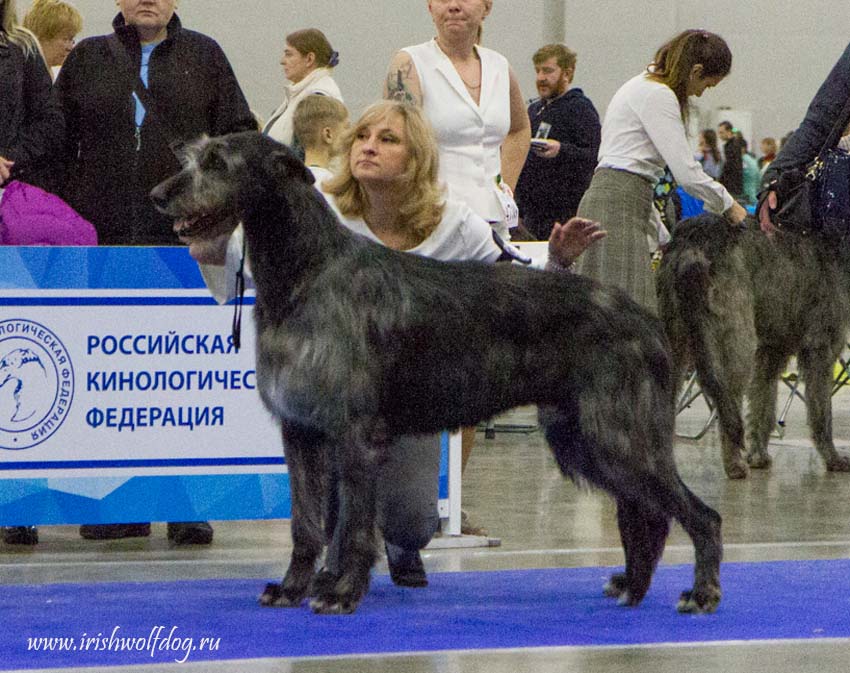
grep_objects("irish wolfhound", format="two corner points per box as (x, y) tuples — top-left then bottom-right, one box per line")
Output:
(657, 212), (850, 479)
(150, 131), (722, 615)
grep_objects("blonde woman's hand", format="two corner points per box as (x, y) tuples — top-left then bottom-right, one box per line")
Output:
(548, 217), (607, 267)
(184, 232), (231, 266)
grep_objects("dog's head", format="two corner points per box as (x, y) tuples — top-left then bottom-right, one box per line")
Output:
(150, 131), (315, 241)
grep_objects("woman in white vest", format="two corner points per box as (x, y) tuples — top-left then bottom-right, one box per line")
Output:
(383, 0), (530, 244)
(263, 28), (343, 147)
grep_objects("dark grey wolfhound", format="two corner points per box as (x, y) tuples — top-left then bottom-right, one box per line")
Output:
(151, 131), (721, 615)
(657, 213), (850, 479)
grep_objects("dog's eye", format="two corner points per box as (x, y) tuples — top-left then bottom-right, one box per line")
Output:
(201, 151), (228, 172)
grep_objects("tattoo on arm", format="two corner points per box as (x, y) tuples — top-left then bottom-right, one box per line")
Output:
(385, 62), (419, 105)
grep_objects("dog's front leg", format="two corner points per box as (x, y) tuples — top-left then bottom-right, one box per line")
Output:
(309, 426), (382, 615)
(260, 422), (328, 608)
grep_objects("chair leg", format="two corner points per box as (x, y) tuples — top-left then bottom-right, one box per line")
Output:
(675, 371), (718, 440)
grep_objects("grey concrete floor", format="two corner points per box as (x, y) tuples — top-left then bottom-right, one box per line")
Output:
(6, 386), (850, 672)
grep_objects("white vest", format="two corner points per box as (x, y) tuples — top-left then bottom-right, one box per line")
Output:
(404, 39), (511, 231)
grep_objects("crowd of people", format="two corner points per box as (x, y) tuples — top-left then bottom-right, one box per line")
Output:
(2, 0), (848, 587)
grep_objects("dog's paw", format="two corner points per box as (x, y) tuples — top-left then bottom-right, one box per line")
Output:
(309, 594), (361, 615)
(258, 582), (305, 608)
(825, 454), (850, 472)
(308, 569), (371, 615)
(676, 586), (721, 614)
(723, 459), (749, 480)
(746, 451), (772, 470)
(309, 568), (338, 596)
(602, 572), (628, 599)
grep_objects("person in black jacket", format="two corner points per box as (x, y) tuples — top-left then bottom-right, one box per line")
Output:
(759, 42), (850, 235)
(55, 0), (256, 245)
(717, 120), (744, 200)
(52, 0), (256, 545)
(515, 44), (600, 241)
(0, 0), (64, 192)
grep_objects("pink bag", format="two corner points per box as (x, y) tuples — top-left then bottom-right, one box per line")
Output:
(0, 180), (97, 245)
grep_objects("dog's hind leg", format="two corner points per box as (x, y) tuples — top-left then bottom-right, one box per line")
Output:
(604, 499), (670, 607)
(541, 408), (673, 608)
(309, 424), (382, 615)
(798, 347), (850, 472)
(260, 422), (327, 608)
(542, 404), (722, 613)
(661, 477), (723, 613)
(745, 345), (788, 469)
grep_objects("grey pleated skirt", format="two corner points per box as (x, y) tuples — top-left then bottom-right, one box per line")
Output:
(575, 168), (658, 312)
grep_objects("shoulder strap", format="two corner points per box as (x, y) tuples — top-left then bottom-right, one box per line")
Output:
(819, 94), (850, 157)
(106, 34), (182, 153)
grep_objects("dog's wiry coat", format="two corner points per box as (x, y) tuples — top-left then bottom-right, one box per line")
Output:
(657, 213), (850, 479)
(151, 132), (722, 615)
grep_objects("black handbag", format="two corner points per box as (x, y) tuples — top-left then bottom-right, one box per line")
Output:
(766, 94), (850, 238)
(814, 147), (850, 241)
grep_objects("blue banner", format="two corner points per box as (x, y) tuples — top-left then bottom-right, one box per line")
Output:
(0, 247), (448, 524)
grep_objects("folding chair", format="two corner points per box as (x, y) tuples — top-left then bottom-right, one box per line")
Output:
(675, 370), (717, 440)
(775, 345), (850, 432)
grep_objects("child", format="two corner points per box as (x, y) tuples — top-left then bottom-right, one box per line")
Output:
(292, 94), (349, 184)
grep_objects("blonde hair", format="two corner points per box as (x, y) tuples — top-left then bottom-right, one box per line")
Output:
(22, 0), (81, 41)
(324, 101), (445, 243)
(2, 0), (39, 55)
(292, 94), (349, 151)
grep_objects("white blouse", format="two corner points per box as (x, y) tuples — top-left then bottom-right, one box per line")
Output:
(325, 196), (501, 264)
(597, 73), (735, 214)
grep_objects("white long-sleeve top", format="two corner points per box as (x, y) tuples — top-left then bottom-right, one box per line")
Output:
(597, 73), (734, 214)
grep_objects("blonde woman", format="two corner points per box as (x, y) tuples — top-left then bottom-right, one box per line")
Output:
(385, 2), (531, 525)
(0, 0), (63, 192)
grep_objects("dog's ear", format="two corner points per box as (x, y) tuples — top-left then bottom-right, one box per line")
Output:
(262, 150), (316, 186)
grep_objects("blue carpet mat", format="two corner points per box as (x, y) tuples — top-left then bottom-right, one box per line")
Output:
(3, 560), (850, 669)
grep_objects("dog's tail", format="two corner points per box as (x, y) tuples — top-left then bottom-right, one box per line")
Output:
(660, 214), (744, 437)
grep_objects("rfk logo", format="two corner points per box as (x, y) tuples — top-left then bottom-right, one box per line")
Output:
(0, 319), (74, 450)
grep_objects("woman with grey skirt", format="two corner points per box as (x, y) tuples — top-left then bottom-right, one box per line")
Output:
(576, 29), (747, 311)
